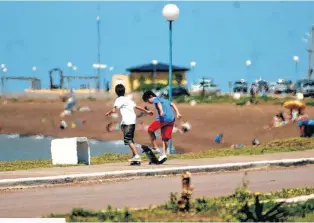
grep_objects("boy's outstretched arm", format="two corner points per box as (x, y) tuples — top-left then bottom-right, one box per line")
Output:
(105, 107), (117, 116)
(135, 105), (153, 116)
(171, 102), (182, 119)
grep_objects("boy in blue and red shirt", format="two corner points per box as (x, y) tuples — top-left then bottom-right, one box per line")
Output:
(142, 90), (182, 162)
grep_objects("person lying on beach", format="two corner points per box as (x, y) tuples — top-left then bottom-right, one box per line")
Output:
(264, 112), (287, 130)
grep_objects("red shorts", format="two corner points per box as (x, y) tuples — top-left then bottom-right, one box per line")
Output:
(148, 120), (175, 140)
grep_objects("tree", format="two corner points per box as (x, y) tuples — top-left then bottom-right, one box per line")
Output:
(174, 73), (183, 85)
(200, 77), (209, 97)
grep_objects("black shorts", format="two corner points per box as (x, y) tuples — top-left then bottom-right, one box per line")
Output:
(121, 124), (135, 145)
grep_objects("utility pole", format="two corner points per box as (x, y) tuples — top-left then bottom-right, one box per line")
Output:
(96, 4), (101, 91)
(307, 25), (314, 80)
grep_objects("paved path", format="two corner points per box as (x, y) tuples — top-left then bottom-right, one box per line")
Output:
(1, 165), (314, 217)
(1, 149), (314, 179)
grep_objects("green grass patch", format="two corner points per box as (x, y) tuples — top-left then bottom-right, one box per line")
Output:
(1, 137), (313, 172)
(48, 186), (314, 222)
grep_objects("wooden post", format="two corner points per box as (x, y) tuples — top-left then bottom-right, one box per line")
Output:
(178, 171), (193, 212)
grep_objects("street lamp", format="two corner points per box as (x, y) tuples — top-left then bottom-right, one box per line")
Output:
(293, 56), (299, 74)
(190, 61), (196, 89)
(162, 3), (180, 154)
(245, 59), (252, 81)
(152, 59), (158, 89)
(1, 66), (7, 97)
(190, 61), (196, 68)
(105, 66), (114, 92)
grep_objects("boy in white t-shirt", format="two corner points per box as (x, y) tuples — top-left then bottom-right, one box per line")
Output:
(105, 84), (153, 162)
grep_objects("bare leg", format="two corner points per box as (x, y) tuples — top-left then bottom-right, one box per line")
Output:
(129, 143), (138, 156)
(162, 140), (169, 156)
(148, 131), (158, 149)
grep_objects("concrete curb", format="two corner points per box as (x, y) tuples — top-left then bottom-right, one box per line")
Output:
(0, 157), (313, 188)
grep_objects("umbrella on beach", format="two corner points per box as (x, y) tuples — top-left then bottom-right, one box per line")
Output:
(283, 100), (306, 110)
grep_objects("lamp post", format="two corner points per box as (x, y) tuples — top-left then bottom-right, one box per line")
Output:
(162, 3), (180, 154)
(245, 59), (252, 82)
(152, 60), (158, 89)
(1, 65), (7, 97)
(31, 66), (37, 90)
(96, 15), (101, 91)
(106, 66), (114, 92)
(302, 26), (314, 79)
(293, 56), (299, 75)
(66, 62), (78, 89)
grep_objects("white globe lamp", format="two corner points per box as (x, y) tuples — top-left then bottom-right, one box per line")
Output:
(190, 61), (196, 67)
(162, 4), (180, 21)
(67, 62), (73, 68)
(152, 60), (158, 65)
(3, 67), (7, 73)
(293, 56), (299, 62)
(246, 60), (252, 67)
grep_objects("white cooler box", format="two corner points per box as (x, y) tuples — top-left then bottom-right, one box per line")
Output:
(50, 137), (91, 165)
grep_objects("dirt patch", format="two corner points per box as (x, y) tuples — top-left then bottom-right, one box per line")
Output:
(0, 98), (306, 153)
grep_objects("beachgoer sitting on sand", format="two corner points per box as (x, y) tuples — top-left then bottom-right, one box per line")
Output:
(214, 134), (224, 143)
(273, 112), (286, 127)
(296, 110), (309, 122)
(298, 117), (314, 137)
(265, 112), (287, 129)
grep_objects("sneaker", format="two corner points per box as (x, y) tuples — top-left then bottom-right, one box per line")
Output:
(158, 155), (167, 162)
(152, 148), (161, 154)
(128, 155), (141, 162)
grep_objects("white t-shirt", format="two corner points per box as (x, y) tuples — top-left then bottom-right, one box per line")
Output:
(114, 96), (136, 125)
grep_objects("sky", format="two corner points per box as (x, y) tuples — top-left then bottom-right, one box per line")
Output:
(1, 1), (314, 92)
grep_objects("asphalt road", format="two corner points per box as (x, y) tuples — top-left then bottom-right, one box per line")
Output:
(1, 166), (314, 217)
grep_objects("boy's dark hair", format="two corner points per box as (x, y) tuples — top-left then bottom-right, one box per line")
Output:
(142, 90), (156, 102)
(115, 84), (125, 97)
